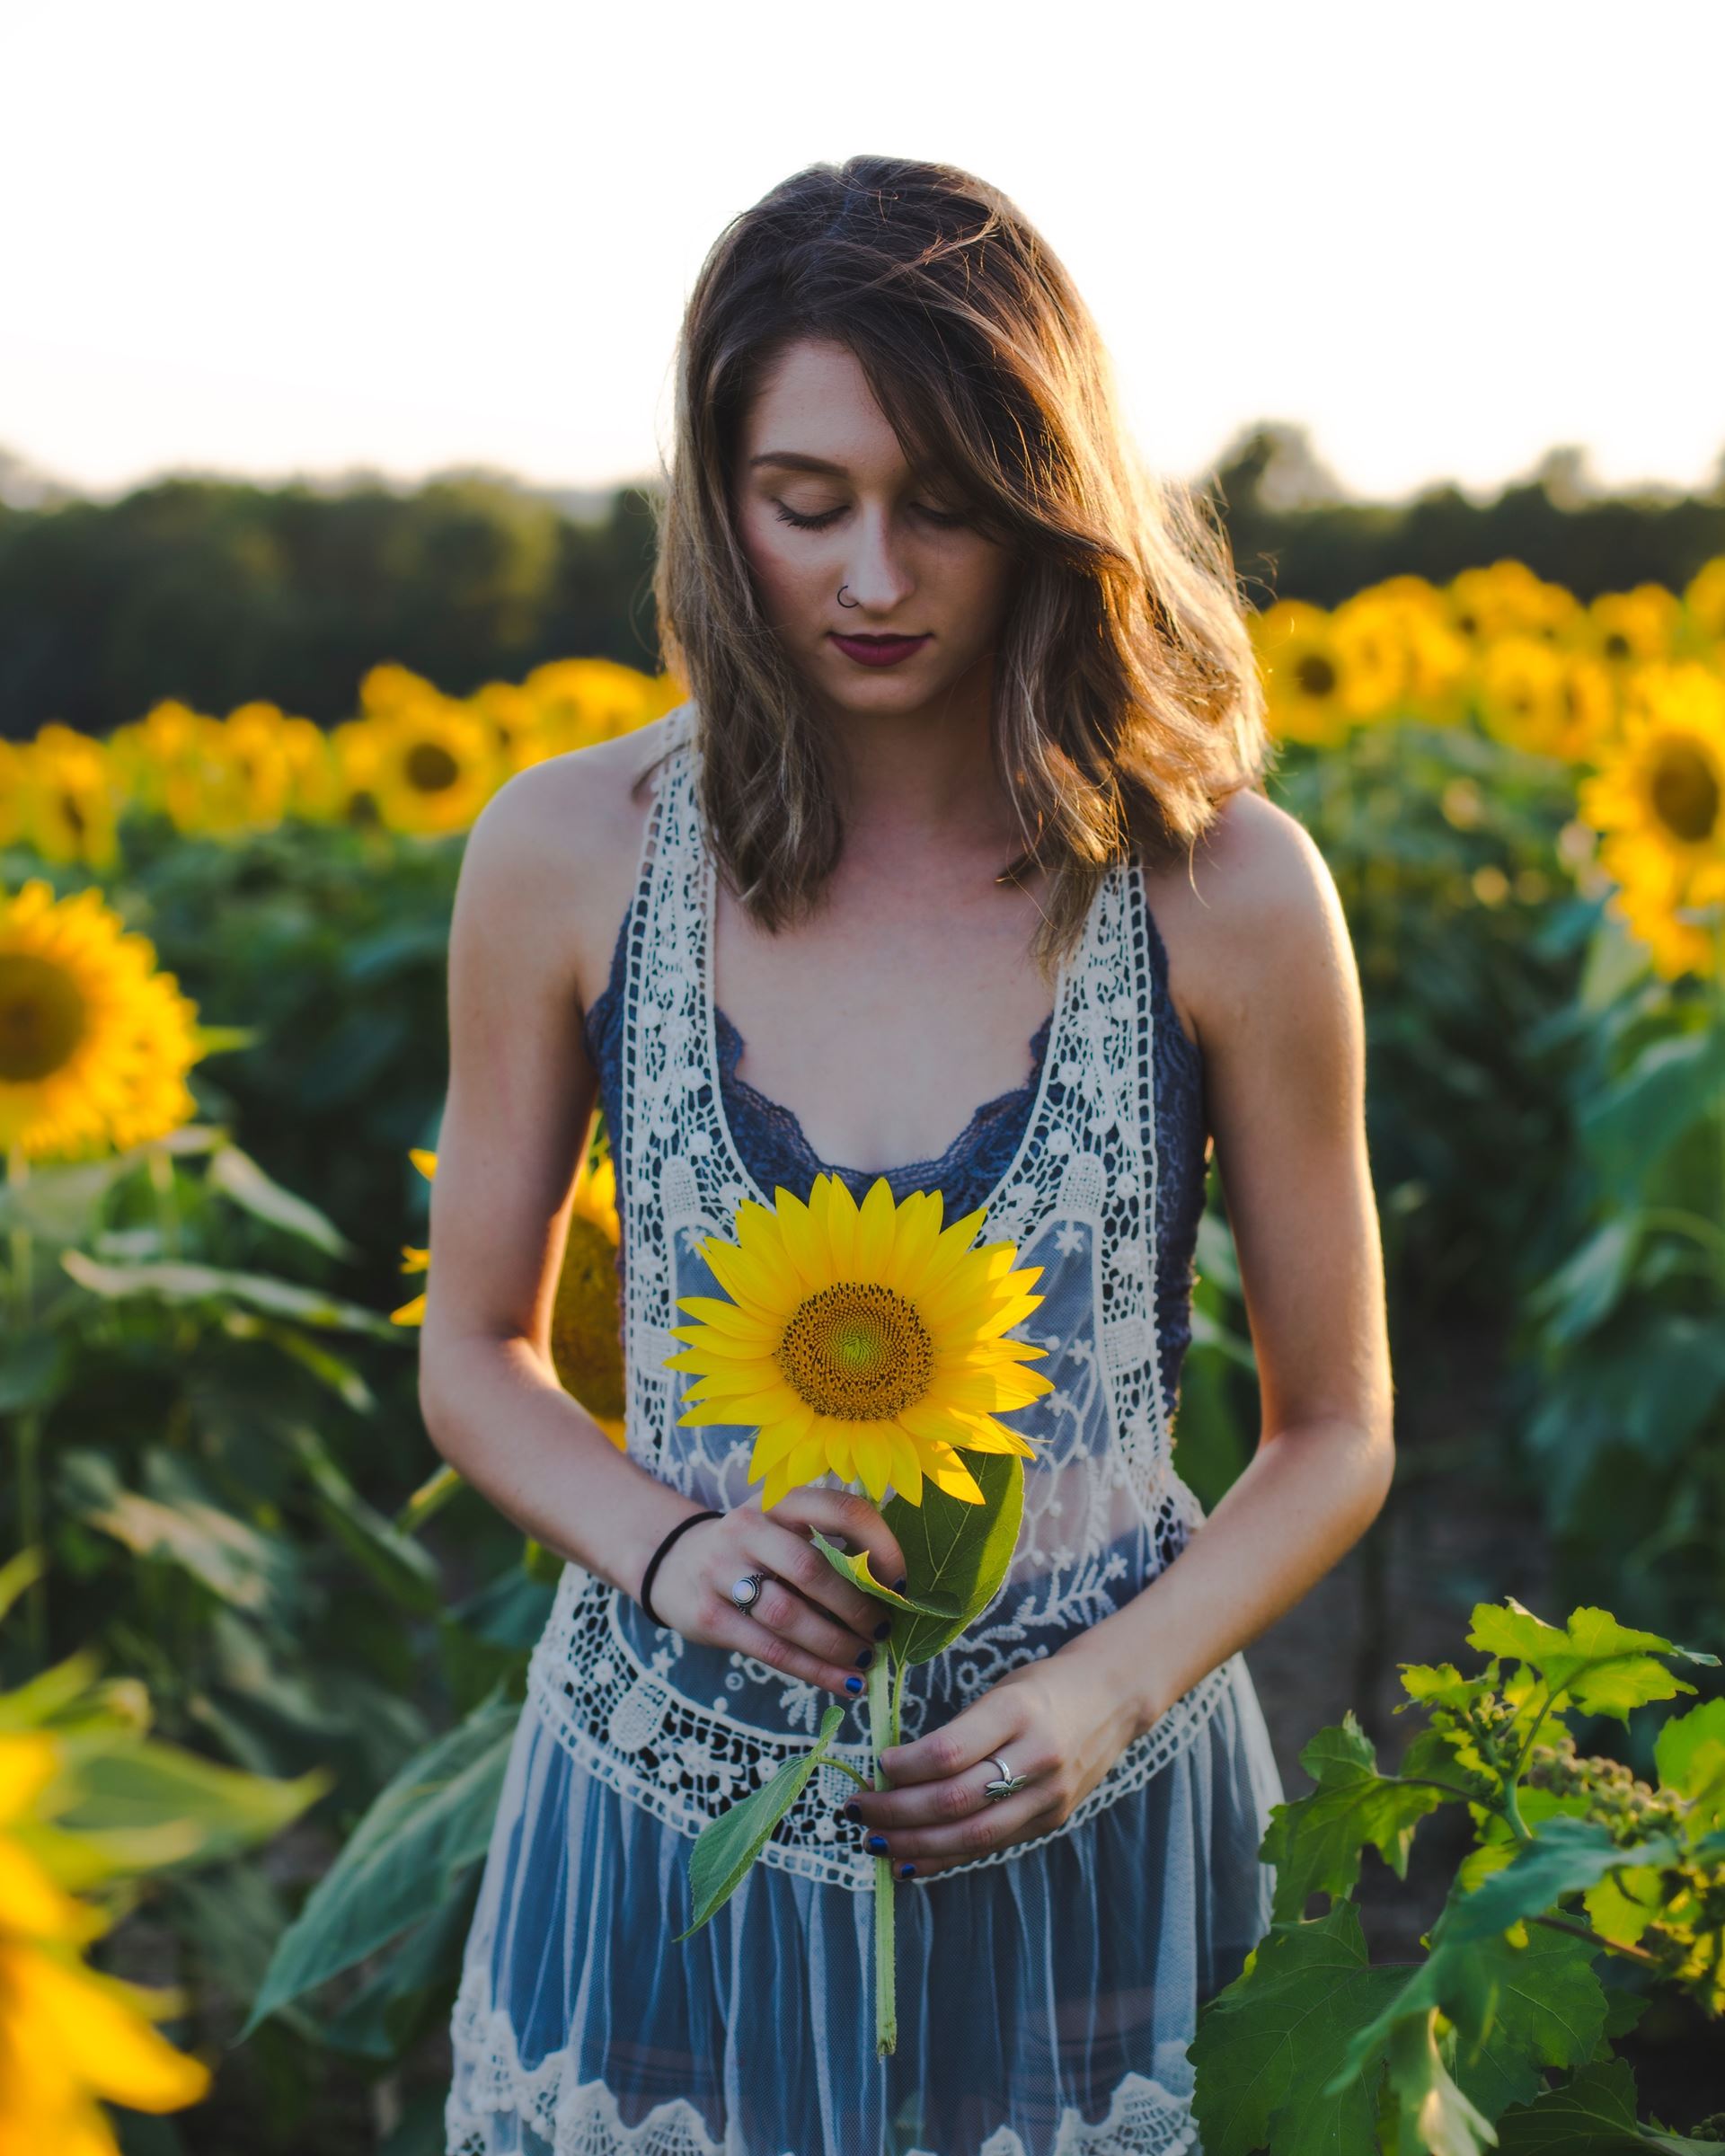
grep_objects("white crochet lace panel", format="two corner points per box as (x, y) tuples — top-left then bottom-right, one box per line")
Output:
(525, 709), (1236, 1892)
(447, 1961), (1203, 2156)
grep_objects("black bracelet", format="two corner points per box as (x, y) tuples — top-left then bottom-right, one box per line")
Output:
(638, 1508), (724, 1628)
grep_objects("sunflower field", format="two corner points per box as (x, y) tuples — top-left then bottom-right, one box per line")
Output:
(1, 565), (1722, 2150)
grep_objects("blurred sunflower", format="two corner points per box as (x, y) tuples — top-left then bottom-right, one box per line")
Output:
(0, 1728), (211, 2153)
(1445, 561), (1579, 646)
(350, 700), (502, 837)
(14, 726), (122, 871)
(520, 658), (684, 755)
(393, 1133), (625, 1445)
(667, 1172), (1051, 1512)
(1474, 637), (1617, 763)
(1251, 600), (1352, 747)
(1581, 583), (1682, 672)
(1683, 556), (1725, 646)
(1576, 661), (1725, 980)
(0, 879), (204, 1162)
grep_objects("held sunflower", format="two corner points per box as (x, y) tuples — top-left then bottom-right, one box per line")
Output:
(666, 1171), (1052, 1511)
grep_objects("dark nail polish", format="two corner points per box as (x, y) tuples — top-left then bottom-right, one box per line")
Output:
(893, 1576), (907, 1591)
(845, 1675), (862, 1692)
(867, 1833), (887, 1852)
(844, 1799), (862, 1820)
(872, 1619), (891, 1639)
(900, 1862), (916, 1878)
(854, 1648), (874, 1669)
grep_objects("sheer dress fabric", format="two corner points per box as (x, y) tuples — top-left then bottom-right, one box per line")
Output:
(446, 714), (1285, 2156)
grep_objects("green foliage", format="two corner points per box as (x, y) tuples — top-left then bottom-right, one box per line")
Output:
(1190, 1597), (1725, 2153)
(242, 1689), (519, 2037)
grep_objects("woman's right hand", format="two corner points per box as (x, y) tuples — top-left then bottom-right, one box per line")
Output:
(644, 1489), (907, 1697)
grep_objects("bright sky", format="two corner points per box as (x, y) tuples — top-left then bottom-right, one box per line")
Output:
(3, 0), (1720, 508)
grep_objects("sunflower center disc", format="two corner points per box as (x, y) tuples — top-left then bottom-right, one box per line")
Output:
(0, 952), (88, 1081)
(775, 1281), (933, 1420)
(1650, 741), (1720, 844)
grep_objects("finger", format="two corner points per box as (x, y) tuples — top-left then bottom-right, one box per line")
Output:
(855, 1784), (1066, 1878)
(761, 1513), (894, 1648)
(766, 1489), (907, 1631)
(716, 1575), (879, 1698)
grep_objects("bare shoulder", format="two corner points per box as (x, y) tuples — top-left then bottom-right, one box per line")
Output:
(456, 706), (688, 1015)
(1140, 786), (1358, 1067)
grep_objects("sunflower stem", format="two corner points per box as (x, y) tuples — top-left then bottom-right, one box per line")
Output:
(867, 1648), (897, 2056)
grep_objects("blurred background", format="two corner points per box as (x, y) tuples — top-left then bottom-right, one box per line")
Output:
(2, 4), (1721, 2150)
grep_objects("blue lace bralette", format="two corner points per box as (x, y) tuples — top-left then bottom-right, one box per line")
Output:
(579, 883), (1212, 1409)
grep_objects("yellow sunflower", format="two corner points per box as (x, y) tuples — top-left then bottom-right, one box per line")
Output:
(0, 1731), (211, 2155)
(0, 880), (204, 1162)
(666, 1172), (1051, 1512)
(393, 1135), (626, 1445)
(1575, 661), (1725, 980)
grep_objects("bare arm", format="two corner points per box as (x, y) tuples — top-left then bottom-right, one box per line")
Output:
(416, 747), (706, 1604)
(1066, 791), (1396, 1733)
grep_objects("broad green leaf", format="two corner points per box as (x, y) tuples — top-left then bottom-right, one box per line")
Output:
(0, 1547), (46, 1623)
(880, 1450), (1026, 1664)
(677, 1703), (849, 1941)
(1493, 2055), (1722, 2153)
(1579, 1022), (1725, 1202)
(0, 1330), (70, 1413)
(395, 1461), (466, 1537)
(288, 1428), (440, 1615)
(1261, 1712), (1453, 1920)
(1444, 1923), (1612, 2120)
(1386, 2009), (1499, 2156)
(319, 1878), (480, 2060)
(1465, 1601), (1714, 1724)
(206, 1142), (360, 1259)
(1396, 1662), (1487, 1713)
(241, 1690), (519, 2037)
(0, 1650), (103, 1730)
(50, 1730), (324, 1864)
(247, 1320), (377, 1411)
(1580, 1864), (1668, 1949)
(0, 1121), (218, 1241)
(808, 1533), (965, 1633)
(1332, 1821), (1675, 2087)
(58, 1248), (402, 1337)
(1654, 1697), (1725, 1824)
(1188, 1901), (1407, 2156)
(1526, 1214), (1641, 1343)
(57, 1446), (299, 1619)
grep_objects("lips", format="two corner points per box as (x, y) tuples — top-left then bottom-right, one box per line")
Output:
(829, 632), (931, 669)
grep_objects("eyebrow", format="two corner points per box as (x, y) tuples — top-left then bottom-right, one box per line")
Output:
(748, 452), (854, 476)
(747, 450), (942, 481)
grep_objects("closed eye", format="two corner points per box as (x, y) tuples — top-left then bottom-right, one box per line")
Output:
(772, 501), (969, 532)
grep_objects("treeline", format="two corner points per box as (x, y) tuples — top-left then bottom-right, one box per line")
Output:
(1, 423), (1721, 743)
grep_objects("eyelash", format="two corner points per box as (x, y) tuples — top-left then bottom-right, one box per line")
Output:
(772, 501), (968, 532)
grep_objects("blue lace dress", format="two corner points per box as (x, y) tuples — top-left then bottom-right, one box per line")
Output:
(448, 871), (1284, 2156)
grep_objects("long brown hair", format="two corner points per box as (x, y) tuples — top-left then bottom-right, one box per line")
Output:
(645, 154), (1275, 981)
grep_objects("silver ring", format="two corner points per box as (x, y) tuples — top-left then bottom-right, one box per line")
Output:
(730, 1571), (765, 1611)
(982, 1752), (1031, 1803)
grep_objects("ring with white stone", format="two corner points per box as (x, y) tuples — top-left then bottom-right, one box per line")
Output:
(730, 1570), (766, 1611)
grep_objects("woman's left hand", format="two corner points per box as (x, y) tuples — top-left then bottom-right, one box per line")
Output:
(844, 1647), (1151, 1878)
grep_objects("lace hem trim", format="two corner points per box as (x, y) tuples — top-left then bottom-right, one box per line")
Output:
(447, 1961), (1202, 2156)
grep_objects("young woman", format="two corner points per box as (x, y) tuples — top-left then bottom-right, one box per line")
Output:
(423, 156), (1393, 2156)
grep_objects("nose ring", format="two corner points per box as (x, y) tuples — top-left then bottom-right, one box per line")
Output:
(837, 584), (860, 607)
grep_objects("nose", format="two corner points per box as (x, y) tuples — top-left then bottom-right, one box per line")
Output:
(837, 506), (916, 616)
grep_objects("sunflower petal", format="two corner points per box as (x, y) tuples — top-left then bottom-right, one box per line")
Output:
(852, 1176), (898, 1280)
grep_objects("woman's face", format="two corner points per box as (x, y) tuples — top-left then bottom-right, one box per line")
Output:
(731, 337), (1019, 725)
